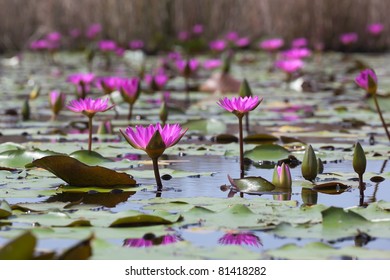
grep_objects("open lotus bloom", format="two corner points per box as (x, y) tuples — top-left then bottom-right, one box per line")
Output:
(217, 96), (263, 118)
(67, 97), (114, 118)
(339, 32), (358, 45)
(355, 68), (377, 94)
(259, 38), (284, 51)
(123, 234), (182, 248)
(120, 123), (188, 159)
(367, 23), (384, 36)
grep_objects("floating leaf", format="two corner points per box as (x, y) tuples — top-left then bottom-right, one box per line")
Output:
(0, 148), (61, 168)
(0, 200), (12, 219)
(0, 231), (36, 260)
(244, 144), (290, 161)
(69, 150), (113, 165)
(109, 214), (182, 228)
(31, 155), (136, 188)
(212, 134), (238, 143)
(312, 182), (351, 195)
(243, 133), (278, 144)
(58, 234), (94, 260)
(228, 175), (275, 193)
(183, 118), (227, 134)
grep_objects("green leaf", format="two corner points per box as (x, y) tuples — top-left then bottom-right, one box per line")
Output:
(244, 144), (290, 161)
(243, 133), (278, 144)
(58, 234), (93, 260)
(0, 231), (36, 260)
(0, 200), (12, 219)
(0, 148), (61, 168)
(183, 118), (227, 134)
(109, 214), (182, 228)
(228, 175), (275, 193)
(69, 150), (113, 165)
(30, 155), (137, 188)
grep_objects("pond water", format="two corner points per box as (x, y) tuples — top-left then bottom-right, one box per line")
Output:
(1, 51), (390, 259)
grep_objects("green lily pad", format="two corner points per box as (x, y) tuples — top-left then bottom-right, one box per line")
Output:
(30, 155), (137, 188)
(228, 175), (275, 193)
(58, 234), (93, 260)
(244, 144), (290, 161)
(69, 150), (113, 165)
(183, 118), (227, 134)
(0, 200), (12, 219)
(243, 133), (278, 144)
(109, 214), (182, 228)
(0, 148), (61, 168)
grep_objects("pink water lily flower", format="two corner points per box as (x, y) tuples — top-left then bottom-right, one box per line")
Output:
(203, 59), (222, 70)
(217, 96), (263, 117)
(291, 37), (308, 49)
(86, 23), (102, 39)
(121, 123), (187, 152)
(67, 97), (113, 118)
(192, 24), (204, 35)
(144, 70), (169, 91)
(235, 37), (250, 48)
(67, 72), (95, 98)
(282, 48), (312, 60)
(120, 77), (141, 120)
(209, 39), (226, 52)
(355, 68), (377, 94)
(121, 123), (187, 191)
(96, 76), (123, 94)
(219, 232), (262, 247)
(339, 32), (358, 45)
(225, 31), (239, 42)
(259, 38), (284, 51)
(275, 59), (304, 73)
(175, 58), (199, 75)
(129, 39), (145, 50)
(367, 23), (384, 36)
(49, 90), (66, 119)
(98, 40), (117, 52)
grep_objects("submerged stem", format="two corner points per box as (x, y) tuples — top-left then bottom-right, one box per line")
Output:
(152, 157), (163, 193)
(373, 94), (390, 141)
(88, 116), (93, 152)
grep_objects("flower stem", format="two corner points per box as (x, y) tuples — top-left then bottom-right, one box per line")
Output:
(245, 113), (250, 134)
(185, 77), (190, 105)
(128, 103), (133, 121)
(373, 94), (390, 141)
(152, 157), (163, 192)
(88, 116), (93, 152)
(238, 116), (245, 198)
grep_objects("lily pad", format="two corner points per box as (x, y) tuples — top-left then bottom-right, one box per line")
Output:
(69, 150), (113, 165)
(243, 133), (278, 144)
(0, 200), (12, 219)
(0, 231), (36, 260)
(244, 144), (290, 161)
(109, 214), (182, 228)
(30, 155), (137, 188)
(228, 175), (275, 193)
(312, 182), (351, 195)
(183, 118), (227, 134)
(0, 148), (61, 168)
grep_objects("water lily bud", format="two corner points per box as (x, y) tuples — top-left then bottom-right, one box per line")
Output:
(355, 68), (377, 95)
(145, 130), (167, 159)
(22, 99), (30, 121)
(301, 144), (318, 182)
(353, 142), (366, 177)
(317, 158), (324, 174)
(239, 79), (253, 98)
(29, 85), (41, 100)
(159, 101), (168, 125)
(97, 120), (113, 135)
(272, 163), (292, 189)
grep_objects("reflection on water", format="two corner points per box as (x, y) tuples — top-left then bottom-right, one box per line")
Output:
(218, 232), (263, 247)
(123, 233), (182, 248)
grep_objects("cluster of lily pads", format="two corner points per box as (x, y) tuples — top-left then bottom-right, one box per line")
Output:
(1, 21), (390, 260)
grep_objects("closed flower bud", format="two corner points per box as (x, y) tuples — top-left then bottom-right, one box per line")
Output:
(159, 102), (168, 125)
(353, 142), (366, 177)
(239, 79), (253, 98)
(22, 99), (30, 121)
(272, 163), (292, 189)
(301, 144), (318, 182)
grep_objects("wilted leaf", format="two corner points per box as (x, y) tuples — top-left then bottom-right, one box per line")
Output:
(312, 182), (351, 195)
(31, 155), (137, 188)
